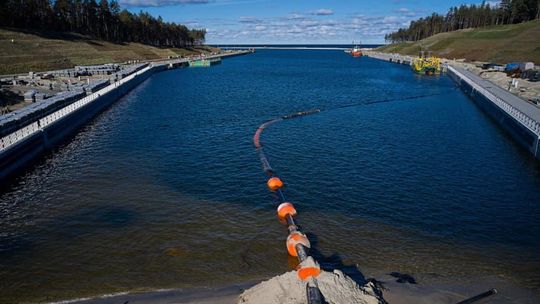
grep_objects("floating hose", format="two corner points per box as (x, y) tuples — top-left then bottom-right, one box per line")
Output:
(331, 90), (454, 111)
(253, 109), (322, 304)
(252, 92), (459, 303)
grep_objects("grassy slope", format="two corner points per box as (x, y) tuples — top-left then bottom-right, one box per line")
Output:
(0, 28), (216, 75)
(377, 19), (540, 64)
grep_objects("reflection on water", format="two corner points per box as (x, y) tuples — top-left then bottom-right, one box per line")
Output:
(1, 50), (540, 303)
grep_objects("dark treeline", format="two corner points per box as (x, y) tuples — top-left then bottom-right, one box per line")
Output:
(385, 0), (540, 43)
(0, 0), (206, 47)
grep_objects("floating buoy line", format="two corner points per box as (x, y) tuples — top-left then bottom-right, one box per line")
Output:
(242, 91), (448, 269)
(253, 109), (323, 303)
(251, 88), (479, 304)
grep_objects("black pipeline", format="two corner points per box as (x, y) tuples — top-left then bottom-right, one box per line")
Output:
(253, 109), (323, 304)
(456, 288), (498, 304)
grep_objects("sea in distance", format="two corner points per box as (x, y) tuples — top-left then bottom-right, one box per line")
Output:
(1, 49), (539, 303)
(212, 43), (383, 49)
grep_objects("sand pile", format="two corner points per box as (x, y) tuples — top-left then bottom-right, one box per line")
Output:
(238, 270), (383, 304)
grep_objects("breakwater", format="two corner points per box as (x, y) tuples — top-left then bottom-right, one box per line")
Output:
(364, 51), (540, 160)
(0, 51), (250, 181)
(364, 51), (414, 65)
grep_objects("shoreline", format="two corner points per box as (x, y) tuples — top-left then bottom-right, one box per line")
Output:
(47, 283), (254, 304)
(42, 270), (540, 304)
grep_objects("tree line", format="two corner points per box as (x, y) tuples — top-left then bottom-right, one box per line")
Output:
(385, 0), (540, 43)
(0, 0), (206, 47)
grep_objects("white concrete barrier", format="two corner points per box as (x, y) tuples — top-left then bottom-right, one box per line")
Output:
(0, 65), (153, 153)
(448, 65), (540, 137)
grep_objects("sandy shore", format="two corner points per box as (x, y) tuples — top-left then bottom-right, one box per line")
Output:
(49, 283), (252, 304)
(56, 269), (540, 304)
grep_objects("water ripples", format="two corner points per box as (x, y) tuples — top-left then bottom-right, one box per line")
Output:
(1, 50), (540, 303)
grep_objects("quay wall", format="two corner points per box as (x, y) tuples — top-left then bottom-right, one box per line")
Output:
(447, 66), (540, 159)
(0, 51), (248, 181)
(364, 51), (413, 65)
(364, 51), (540, 160)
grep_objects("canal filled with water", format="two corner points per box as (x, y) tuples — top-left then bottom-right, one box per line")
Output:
(1, 50), (540, 303)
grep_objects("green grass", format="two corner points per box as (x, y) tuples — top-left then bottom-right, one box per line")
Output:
(376, 19), (540, 64)
(0, 28), (218, 75)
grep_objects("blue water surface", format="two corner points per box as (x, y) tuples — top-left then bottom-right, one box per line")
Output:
(1, 50), (540, 302)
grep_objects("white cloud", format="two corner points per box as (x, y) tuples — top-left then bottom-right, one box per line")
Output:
(312, 9), (334, 16)
(287, 13), (306, 20)
(393, 7), (417, 17)
(239, 16), (262, 23)
(485, 1), (500, 7)
(181, 20), (201, 25)
(383, 16), (399, 24)
(202, 10), (418, 43)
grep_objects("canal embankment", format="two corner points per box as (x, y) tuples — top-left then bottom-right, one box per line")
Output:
(0, 50), (251, 181)
(364, 51), (540, 160)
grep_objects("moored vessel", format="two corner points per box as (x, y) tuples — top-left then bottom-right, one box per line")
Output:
(411, 51), (441, 75)
(188, 57), (222, 67)
(351, 46), (362, 57)
(345, 41), (362, 57)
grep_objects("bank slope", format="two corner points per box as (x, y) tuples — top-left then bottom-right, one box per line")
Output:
(0, 28), (215, 75)
(377, 19), (540, 64)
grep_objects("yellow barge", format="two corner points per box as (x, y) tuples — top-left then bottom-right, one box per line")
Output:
(412, 51), (441, 75)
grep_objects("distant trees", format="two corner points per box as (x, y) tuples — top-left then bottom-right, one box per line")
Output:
(0, 0), (206, 47)
(385, 0), (539, 43)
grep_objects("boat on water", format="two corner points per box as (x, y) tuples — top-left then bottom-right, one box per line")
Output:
(345, 41), (362, 57)
(188, 57), (222, 67)
(411, 51), (441, 75)
(351, 46), (362, 57)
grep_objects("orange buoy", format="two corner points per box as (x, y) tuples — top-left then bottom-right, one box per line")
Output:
(298, 266), (321, 281)
(286, 231), (310, 257)
(277, 202), (297, 218)
(297, 256), (321, 281)
(267, 177), (283, 191)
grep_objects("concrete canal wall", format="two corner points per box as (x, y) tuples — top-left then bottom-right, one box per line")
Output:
(364, 52), (414, 65)
(447, 65), (540, 159)
(365, 51), (540, 160)
(0, 51), (250, 181)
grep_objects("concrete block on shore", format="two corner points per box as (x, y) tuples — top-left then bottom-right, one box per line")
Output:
(23, 89), (36, 102)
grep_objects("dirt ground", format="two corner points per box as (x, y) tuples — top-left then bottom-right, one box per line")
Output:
(450, 60), (540, 105)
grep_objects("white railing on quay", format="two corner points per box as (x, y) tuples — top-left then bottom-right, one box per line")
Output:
(0, 65), (153, 152)
(448, 65), (540, 137)
(0, 52), (248, 152)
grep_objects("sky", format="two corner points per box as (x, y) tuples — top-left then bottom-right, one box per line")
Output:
(119, 0), (500, 44)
